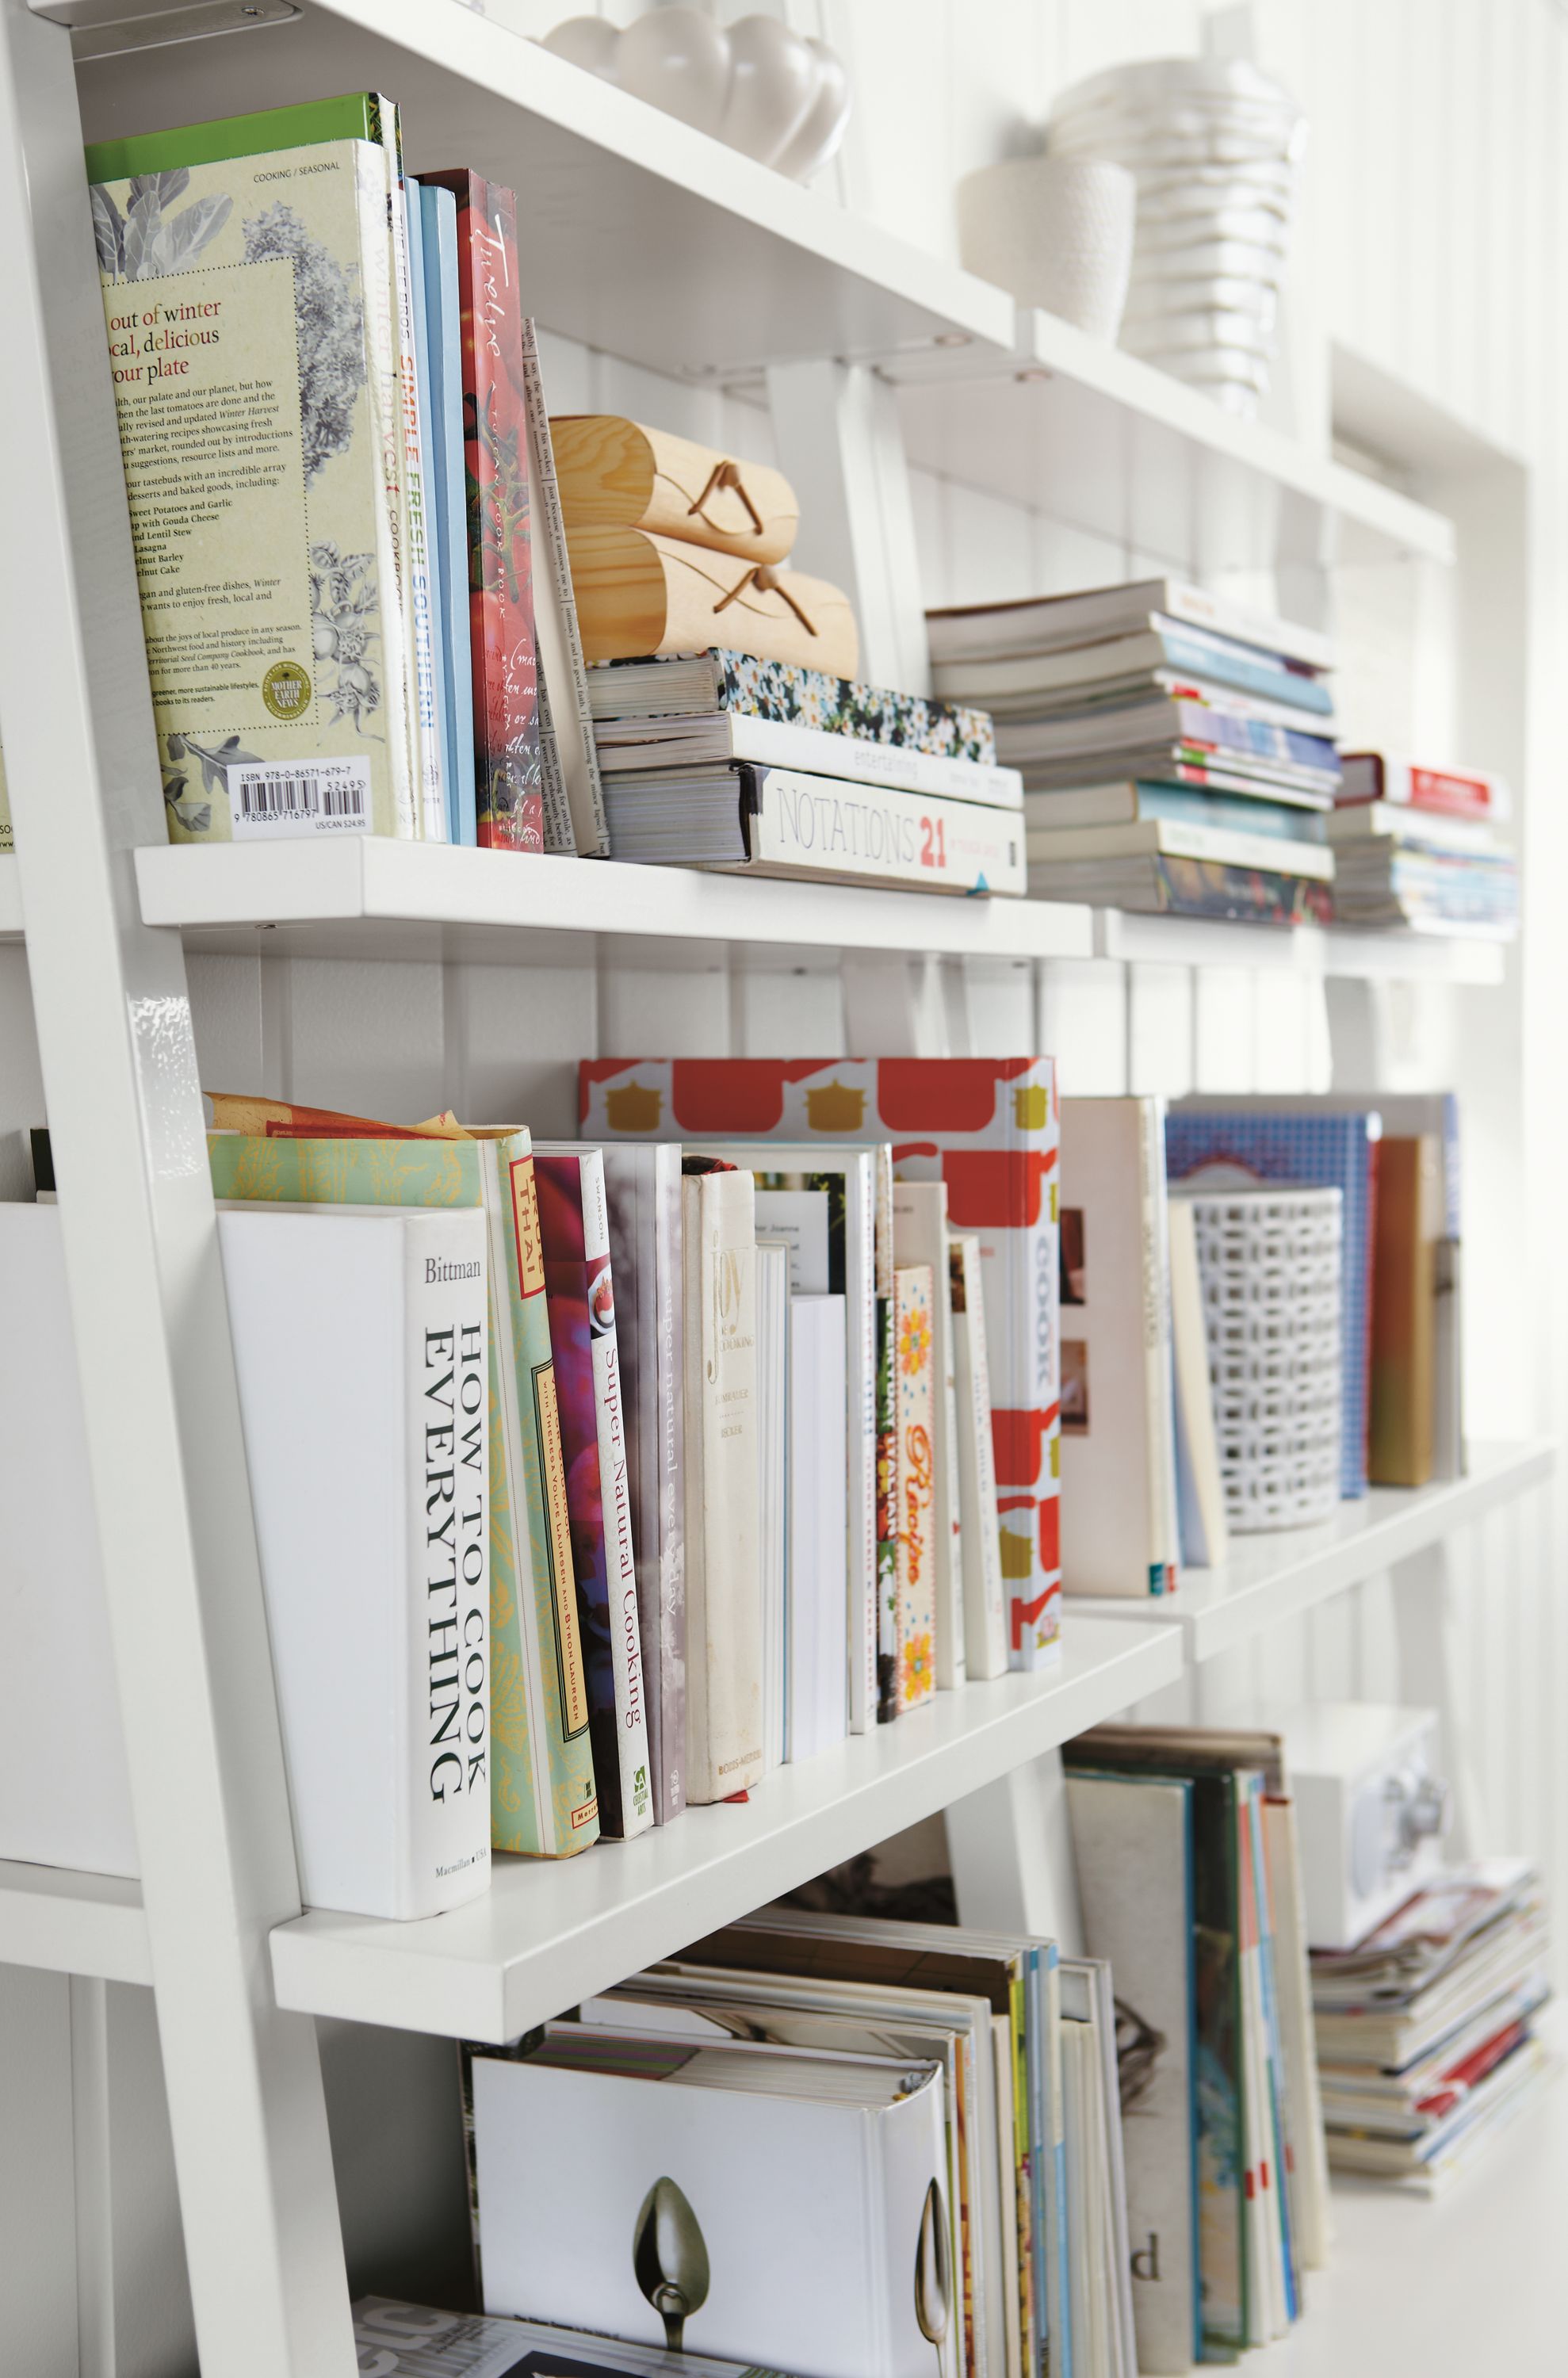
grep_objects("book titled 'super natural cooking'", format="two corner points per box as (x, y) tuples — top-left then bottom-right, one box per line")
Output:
(88, 97), (415, 843)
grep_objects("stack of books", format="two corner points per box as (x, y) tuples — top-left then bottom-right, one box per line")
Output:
(86, 95), (611, 854)
(1065, 1723), (1333, 2366)
(927, 577), (1340, 923)
(1310, 1860), (1554, 2191)
(462, 1905), (1134, 2378)
(1328, 753), (1520, 938)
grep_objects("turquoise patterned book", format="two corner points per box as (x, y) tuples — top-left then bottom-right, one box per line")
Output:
(208, 1129), (601, 1859)
(587, 648), (996, 765)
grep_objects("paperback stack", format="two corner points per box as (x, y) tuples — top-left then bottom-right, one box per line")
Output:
(462, 1905), (1134, 2378)
(927, 577), (1340, 923)
(1328, 752), (1519, 938)
(86, 94), (609, 857)
(1065, 1724), (1332, 2369)
(556, 415), (1025, 895)
(1310, 1860), (1553, 2191)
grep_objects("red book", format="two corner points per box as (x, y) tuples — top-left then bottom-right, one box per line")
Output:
(1339, 752), (1509, 821)
(423, 170), (543, 853)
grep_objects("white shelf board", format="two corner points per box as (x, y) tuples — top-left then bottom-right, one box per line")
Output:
(51, 0), (1012, 380)
(0, 1856), (151, 1986)
(269, 1615), (1183, 2042)
(132, 840), (1094, 965)
(1249, 2021), (1564, 2376)
(1065, 1439), (1555, 1664)
(1096, 908), (1508, 984)
(898, 304), (1455, 572)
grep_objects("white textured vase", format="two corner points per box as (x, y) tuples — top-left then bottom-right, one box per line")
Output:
(955, 155), (1136, 341)
(541, 6), (851, 182)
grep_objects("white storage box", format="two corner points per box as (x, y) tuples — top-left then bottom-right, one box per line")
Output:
(1268, 1699), (1450, 1950)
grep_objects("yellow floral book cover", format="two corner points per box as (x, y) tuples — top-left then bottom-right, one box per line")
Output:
(893, 1264), (936, 1714)
(208, 1121), (599, 1859)
(87, 98), (415, 842)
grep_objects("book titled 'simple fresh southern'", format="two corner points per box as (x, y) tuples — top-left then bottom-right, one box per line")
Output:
(423, 170), (544, 851)
(207, 1124), (601, 1858)
(892, 1265), (937, 1714)
(87, 96), (418, 843)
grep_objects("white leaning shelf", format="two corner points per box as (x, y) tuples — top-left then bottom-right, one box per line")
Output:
(1065, 1440), (1556, 1661)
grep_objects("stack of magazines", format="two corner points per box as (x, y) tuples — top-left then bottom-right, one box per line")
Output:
(1311, 1858), (1554, 2191)
(927, 576), (1340, 923)
(1327, 752), (1520, 938)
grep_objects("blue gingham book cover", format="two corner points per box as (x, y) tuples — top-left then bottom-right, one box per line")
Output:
(1165, 1108), (1379, 1497)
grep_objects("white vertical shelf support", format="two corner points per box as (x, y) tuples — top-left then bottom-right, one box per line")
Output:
(946, 1752), (1085, 1956)
(0, 8), (354, 2375)
(765, 356), (931, 695)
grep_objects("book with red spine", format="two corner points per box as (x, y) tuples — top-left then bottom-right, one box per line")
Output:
(1337, 752), (1509, 821)
(533, 1150), (652, 1839)
(423, 169), (543, 852)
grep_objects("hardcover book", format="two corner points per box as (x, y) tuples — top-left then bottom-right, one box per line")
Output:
(519, 317), (610, 856)
(1065, 1773), (1199, 2374)
(876, 1290), (897, 1724)
(1057, 1098), (1179, 1596)
(206, 1126), (601, 1858)
(893, 1184), (965, 1688)
(681, 1164), (763, 1802)
(787, 1294), (849, 1763)
(423, 170), (544, 851)
(582, 1060), (1064, 1667)
(588, 648), (996, 765)
(893, 1264), (937, 1714)
(87, 97), (415, 842)
(538, 1143), (685, 1825)
(468, 2027), (953, 2378)
(949, 1233), (1008, 1682)
(415, 177), (479, 846)
(1165, 1105), (1381, 1497)
(534, 1152), (653, 1840)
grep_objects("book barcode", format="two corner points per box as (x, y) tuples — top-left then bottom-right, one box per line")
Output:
(236, 771), (366, 821)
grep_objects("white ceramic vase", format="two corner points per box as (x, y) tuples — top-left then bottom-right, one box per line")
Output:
(955, 154), (1137, 341)
(541, 6), (851, 182)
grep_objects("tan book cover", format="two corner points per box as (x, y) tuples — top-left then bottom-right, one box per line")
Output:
(682, 1168), (763, 1799)
(1368, 1134), (1441, 1486)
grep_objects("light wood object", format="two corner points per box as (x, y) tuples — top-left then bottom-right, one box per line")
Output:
(565, 522), (859, 674)
(553, 415), (800, 564)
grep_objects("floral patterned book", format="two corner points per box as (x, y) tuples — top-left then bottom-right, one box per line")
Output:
(589, 649), (996, 766)
(893, 1265), (937, 1713)
(87, 97), (417, 843)
(423, 170), (544, 851)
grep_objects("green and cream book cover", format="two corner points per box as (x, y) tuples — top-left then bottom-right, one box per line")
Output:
(89, 98), (415, 842)
(207, 1130), (600, 1858)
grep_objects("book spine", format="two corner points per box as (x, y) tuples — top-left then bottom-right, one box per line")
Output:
(682, 1175), (763, 1800)
(874, 1293), (897, 1723)
(739, 768), (1026, 895)
(519, 316), (609, 855)
(950, 1237), (1008, 1680)
(1138, 1098), (1179, 1592)
(893, 1266), (937, 1712)
(361, 111), (419, 838)
(429, 171), (543, 851)
(390, 177), (446, 841)
(403, 1215), (491, 1909)
(579, 1158), (654, 1837)
(653, 1154), (686, 1818)
(481, 1140), (601, 1856)
(418, 180), (479, 847)
(940, 1286), (966, 1690)
(846, 1161), (878, 1739)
